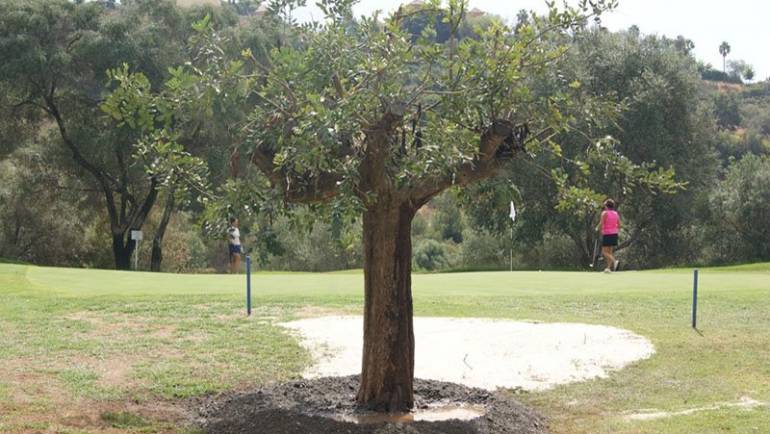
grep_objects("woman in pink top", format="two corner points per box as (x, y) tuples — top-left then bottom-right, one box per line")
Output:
(597, 199), (621, 273)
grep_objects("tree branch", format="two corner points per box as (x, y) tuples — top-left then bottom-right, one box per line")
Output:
(116, 147), (132, 226)
(45, 94), (120, 226)
(616, 226), (641, 252)
(249, 145), (341, 204)
(12, 98), (51, 114)
(154, 190), (176, 244)
(358, 104), (407, 201)
(126, 175), (160, 231)
(408, 120), (515, 204)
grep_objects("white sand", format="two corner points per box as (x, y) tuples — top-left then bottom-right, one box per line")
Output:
(280, 316), (655, 391)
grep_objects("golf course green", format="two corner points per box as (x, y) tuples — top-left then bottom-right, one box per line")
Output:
(1, 263), (769, 433)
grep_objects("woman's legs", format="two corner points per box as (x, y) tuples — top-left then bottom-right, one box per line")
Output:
(230, 253), (241, 274)
(602, 246), (615, 271)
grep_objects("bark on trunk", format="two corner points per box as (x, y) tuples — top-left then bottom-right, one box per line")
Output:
(357, 200), (416, 412)
(150, 240), (163, 272)
(150, 194), (175, 272)
(113, 234), (134, 270)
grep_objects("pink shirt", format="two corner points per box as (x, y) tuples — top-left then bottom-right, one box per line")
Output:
(602, 210), (620, 235)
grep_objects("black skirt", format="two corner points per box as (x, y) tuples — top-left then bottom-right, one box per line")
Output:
(602, 234), (619, 247)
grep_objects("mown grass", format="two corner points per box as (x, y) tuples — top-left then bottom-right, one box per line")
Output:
(0, 263), (768, 433)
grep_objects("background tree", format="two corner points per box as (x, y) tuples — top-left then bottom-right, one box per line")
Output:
(719, 41), (731, 73)
(708, 154), (770, 261)
(727, 59), (755, 83)
(562, 30), (716, 268)
(0, 0), (243, 270)
(460, 28), (702, 269)
(0, 1), (167, 269)
(0, 143), (110, 266)
(744, 66), (755, 83)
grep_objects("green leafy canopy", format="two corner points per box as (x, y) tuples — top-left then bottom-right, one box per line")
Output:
(102, 0), (684, 235)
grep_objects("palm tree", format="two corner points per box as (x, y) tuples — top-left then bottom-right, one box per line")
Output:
(719, 41), (731, 73)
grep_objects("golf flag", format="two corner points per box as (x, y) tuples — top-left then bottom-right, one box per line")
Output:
(509, 201), (517, 222)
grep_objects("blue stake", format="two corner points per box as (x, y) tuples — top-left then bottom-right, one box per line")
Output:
(246, 255), (252, 316)
(692, 269), (698, 329)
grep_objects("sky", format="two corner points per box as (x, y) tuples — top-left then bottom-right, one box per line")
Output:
(293, 0), (770, 80)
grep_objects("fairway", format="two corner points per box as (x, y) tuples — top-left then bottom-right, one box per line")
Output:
(1, 264), (769, 433)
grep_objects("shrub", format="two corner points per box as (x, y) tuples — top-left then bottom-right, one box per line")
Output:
(413, 239), (458, 271)
(459, 230), (507, 270)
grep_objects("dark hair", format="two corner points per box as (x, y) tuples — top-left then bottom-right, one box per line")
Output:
(229, 216), (237, 224)
(604, 199), (616, 210)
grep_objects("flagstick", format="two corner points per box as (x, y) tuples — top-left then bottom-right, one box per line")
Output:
(510, 225), (513, 272)
(509, 201), (516, 272)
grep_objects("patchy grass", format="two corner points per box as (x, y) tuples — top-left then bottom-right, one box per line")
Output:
(0, 263), (769, 433)
(101, 411), (150, 429)
(0, 381), (10, 403)
(58, 366), (120, 400)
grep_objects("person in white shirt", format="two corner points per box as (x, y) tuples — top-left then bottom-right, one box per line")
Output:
(227, 217), (242, 273)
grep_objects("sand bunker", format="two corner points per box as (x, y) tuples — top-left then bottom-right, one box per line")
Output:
(281, 316), (655, 391)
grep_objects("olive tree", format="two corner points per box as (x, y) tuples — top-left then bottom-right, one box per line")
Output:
(113, 0), (623, 411)
(241, 0), (624, 411)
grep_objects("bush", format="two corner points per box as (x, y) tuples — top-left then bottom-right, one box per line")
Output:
(264, 217), (363, 272)
(411, 212), (429, 238)
(413, 239), (458, 271)
(520, 231), (583, 270)
(459, 230), (507, 270)
(701, 68), (742, 84)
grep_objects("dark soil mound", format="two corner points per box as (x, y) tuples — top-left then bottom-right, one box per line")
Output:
(197, 376), (547, 434)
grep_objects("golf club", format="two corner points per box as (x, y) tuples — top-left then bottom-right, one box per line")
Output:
(589, 236), (600, 268)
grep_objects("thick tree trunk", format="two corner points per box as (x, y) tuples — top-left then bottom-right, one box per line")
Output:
(578, 238), (593, 268)
(150, 193), (175, 272)
(112, 233), (134, 270)
(357, 200), (416, 412)
(150, 240), (163, 272)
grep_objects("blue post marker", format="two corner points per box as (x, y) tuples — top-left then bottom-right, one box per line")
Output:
(246, 255), (252, 316)
(692, 269), (698, 329)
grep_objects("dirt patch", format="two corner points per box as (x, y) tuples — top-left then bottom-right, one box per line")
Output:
(96, 356), (137, 387)
(150, 324), (177, 339)
(197, 376), (547, 434)
(66, 311), (174, 339)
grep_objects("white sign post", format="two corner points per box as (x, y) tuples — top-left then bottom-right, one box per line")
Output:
(509, 201), (516, 272)
(130, 230), (143, 271)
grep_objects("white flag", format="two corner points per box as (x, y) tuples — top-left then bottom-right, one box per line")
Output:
(509, 201), (517, 222)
